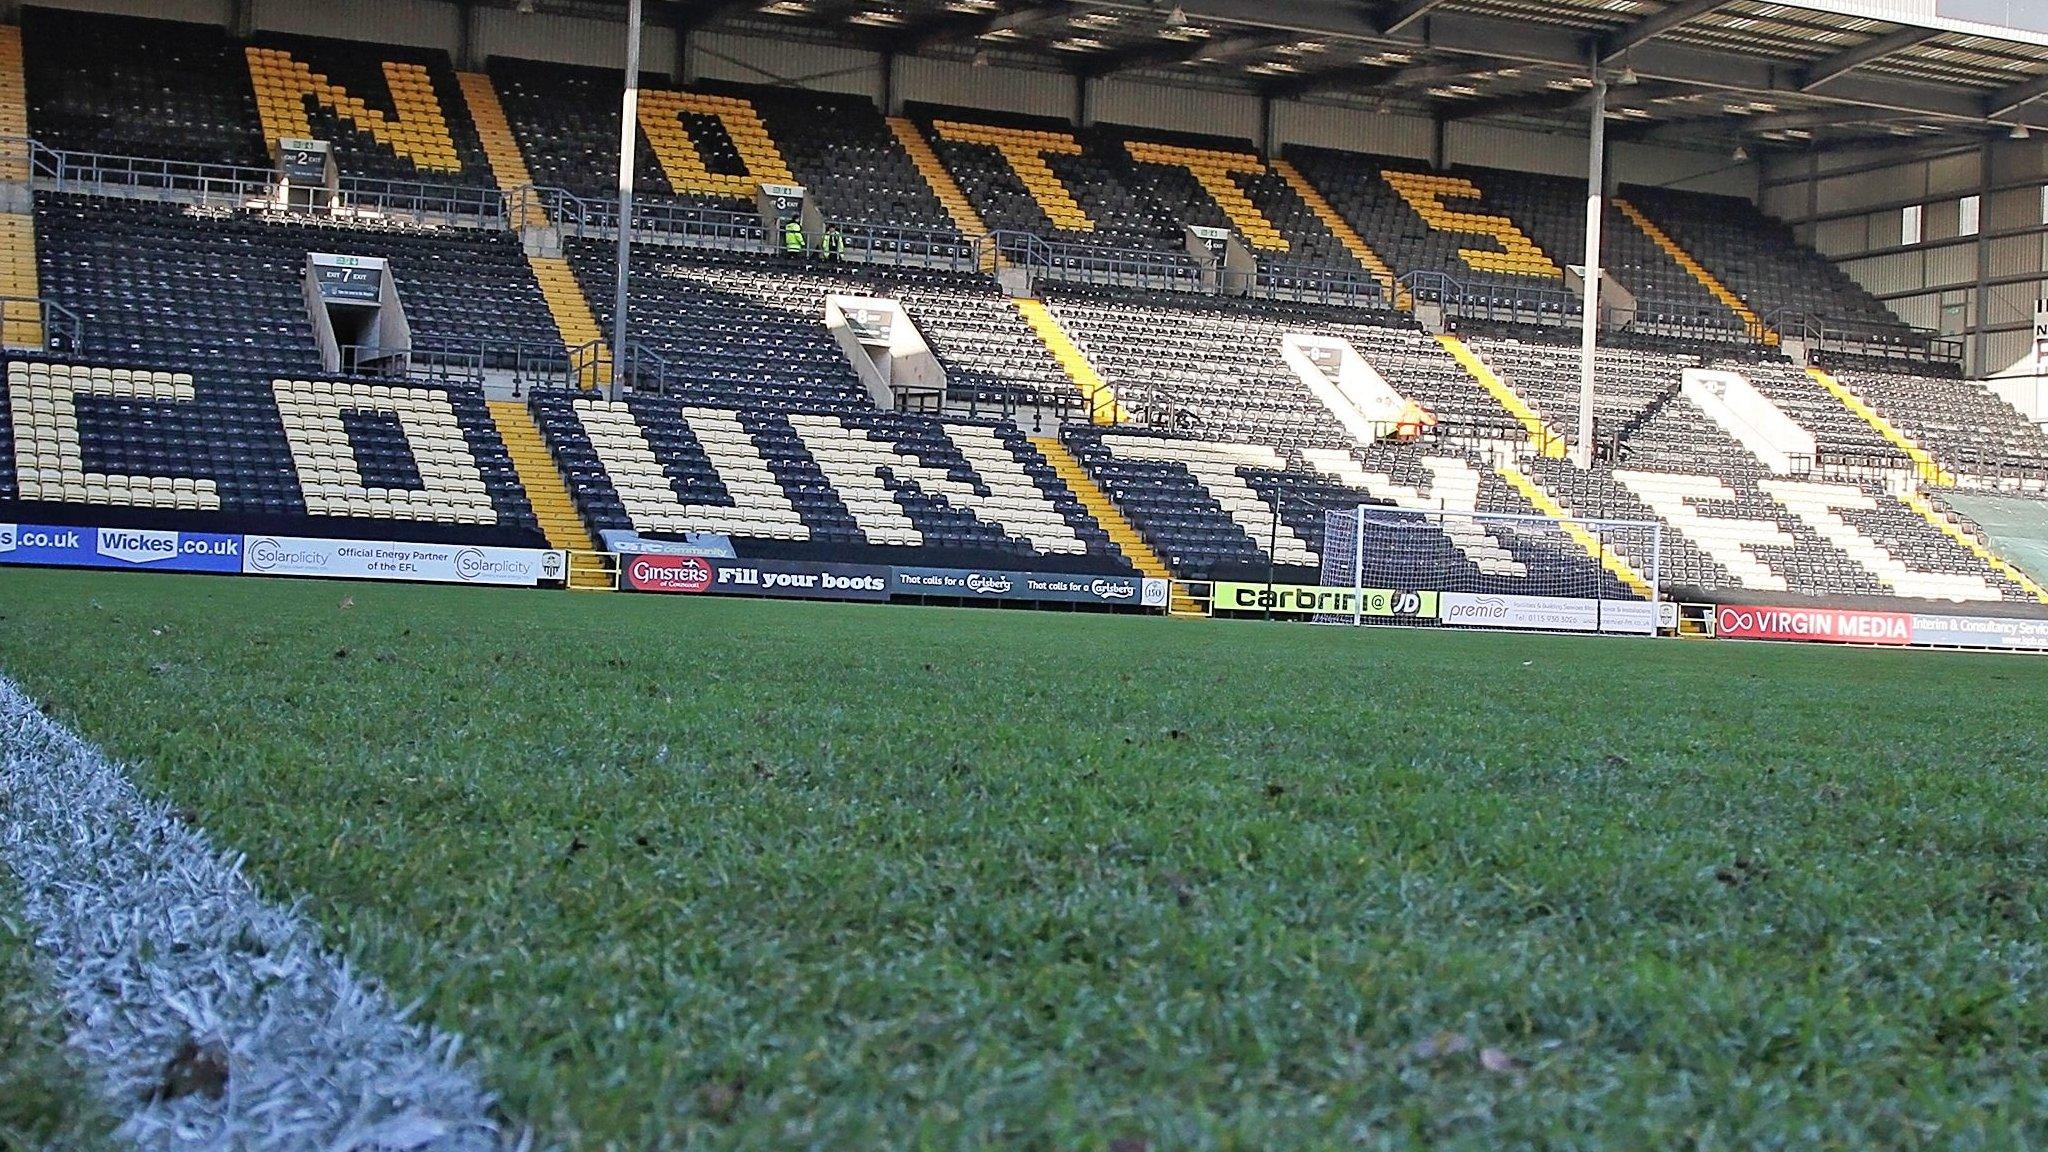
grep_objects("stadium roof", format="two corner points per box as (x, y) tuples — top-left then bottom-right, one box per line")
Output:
(616, 0), (2048, 152)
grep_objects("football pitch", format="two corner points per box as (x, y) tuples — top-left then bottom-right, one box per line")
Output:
(1, 567), (2044, 1149)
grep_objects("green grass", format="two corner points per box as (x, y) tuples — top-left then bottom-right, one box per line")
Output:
(0, 887), (118, 1152)
(1, 567), (2045, 1150)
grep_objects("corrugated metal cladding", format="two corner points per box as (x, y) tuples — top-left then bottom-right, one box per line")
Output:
(1989, 286), (2038, 326)
(1847, 0), (1939, 16)
(1093, 79), (1259, 140)
(1813, 215), (1872, 257)
(1889, 293), (1940, 329)
(1989, 232), (2041, 278)
(695, 33), (878, 98)
(1940, 0), (2048, 35)
(1984, 327), (2033, 371)
(894, 56), (1072, 119)
(1927, 239), (1979, 285)
(258, 0), (460, 48)
(1986, 186), (2038, 232)
(1274, 104), (1433, 159)
(36, 0), (229, 25)
(1926, 151), (1986, 198)
(474, 10), (675, 71)
(1842, 249), (1926, 295)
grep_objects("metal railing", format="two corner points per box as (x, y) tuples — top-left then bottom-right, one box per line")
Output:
(0, 297), (84, 353)
(1766, 308), (1964, 369)
(15, 136), (512, 227)
(988, 231), (1206, 294)
(1233, 259), (1384, 310)
(1625, 294), (1752, 346)
(1400, 270), (1583, 329)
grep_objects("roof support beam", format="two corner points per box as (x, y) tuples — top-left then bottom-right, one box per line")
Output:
(896, 1), (1073, 53)
(1797, 26), (1939, 91)
(1986, 70), (2048, 118)
(1082, 28), (1291, 78)
(1375, 0), (1452, 37)
(1260, 57), (1499, 101)
(1598, 0), (1734, 65)
(1073, 0), (2048, 131)
(670, 0), (756, 34)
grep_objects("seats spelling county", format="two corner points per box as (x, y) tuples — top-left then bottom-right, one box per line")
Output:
(2, 358), (543, 545)
(530, 393), (1131, 573)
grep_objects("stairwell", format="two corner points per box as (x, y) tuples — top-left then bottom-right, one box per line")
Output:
(1016, 298), (1126, 425)
(455, 71), (608, 387)
(0, 25), (41, 350)
(1033, 435), (1200, 615)
(489, 400), (612, 589)
(887, 117), (998, 272)
(1615, 198), (1775, 346)
(1272, 158), (1412, 310)
(1436, 334), (1566, 458)
(1807, 366), (1952, 487)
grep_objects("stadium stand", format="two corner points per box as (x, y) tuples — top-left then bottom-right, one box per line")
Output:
(1625, 186), (1922, 350)
(6, 6), (2045, 618)
(912, 113), (1194, 265)
(20, 9), (257, 167)
(1830, 369), (2048, 483)
(491, 60), (960, 239)
(24, 9), (496, 192)
(1707, 358), (1911, 474)
(1064, 423), (1640, 595)
(1464, 337), (1695, 451)
(2, 356), (544, 544)
(1281, 150), (1567, 316)
(34, 194), (561, 371)
(1041, 287), (1378, 448)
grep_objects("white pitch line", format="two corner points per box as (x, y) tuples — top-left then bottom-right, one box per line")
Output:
(0, 674), (517, 1152)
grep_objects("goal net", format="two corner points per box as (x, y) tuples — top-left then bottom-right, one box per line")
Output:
(1318, 506), (1663, 634)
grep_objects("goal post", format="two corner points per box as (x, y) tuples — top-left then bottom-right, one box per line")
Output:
(1318, 506), (1663, 634)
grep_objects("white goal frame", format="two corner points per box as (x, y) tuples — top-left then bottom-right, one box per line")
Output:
(1319, 506), (1664, 631)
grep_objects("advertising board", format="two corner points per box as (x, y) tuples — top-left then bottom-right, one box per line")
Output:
(243, 537), (564, 586)
(619, 554), (890, 601)
(1713, 605), (1912, 646)
(1210, 582), (1438, 618)
(1908, 612), (2048, 652)
(891, 567), (1160, 606)
(1440, 592), (1659, 635)
(0, 523), (243, 574)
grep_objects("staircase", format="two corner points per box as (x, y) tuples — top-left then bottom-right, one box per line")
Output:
(489, 400), (611, 589)
(533, 256), (610, 387)
(1272, 158), (1413, 310)
(456, 71), (546, 230)
(1615, 198), (1774, 346)
(1016, 298), (1125, 425)
(1033, 435), (1200, 615)
(1807, 366), (1951, 487)
(887, 117), (997, 271)
(1436, 334), (1566, 458)
(454, 71), (607, 384)
(0, 26), (39, 350)
(0, 212), (41, 349)
(0, 26), (26, 184)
